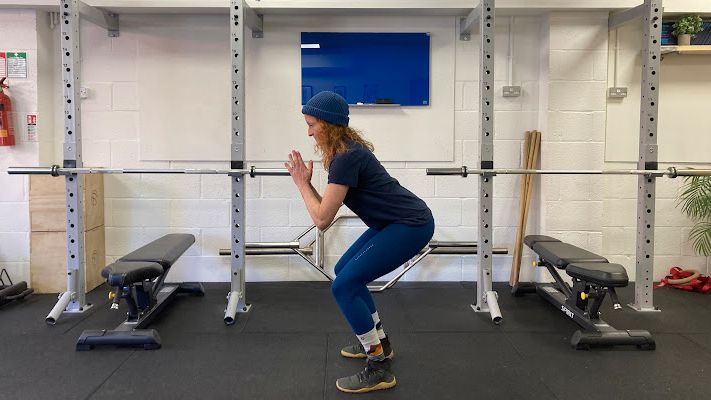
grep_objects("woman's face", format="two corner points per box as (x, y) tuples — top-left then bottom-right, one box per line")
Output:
(304, 115), (325, 146)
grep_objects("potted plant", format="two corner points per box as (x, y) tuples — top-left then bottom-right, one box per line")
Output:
(677, 175), (711, 256)
(672, 15), (704, 46)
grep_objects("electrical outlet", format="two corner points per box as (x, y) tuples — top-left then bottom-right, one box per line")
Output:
(79, 87), (89, 99)
(502, 86), (521, 97)
(608, 87), (627, 98)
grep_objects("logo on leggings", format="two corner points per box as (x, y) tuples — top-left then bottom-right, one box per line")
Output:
(354, 244), (374, 261)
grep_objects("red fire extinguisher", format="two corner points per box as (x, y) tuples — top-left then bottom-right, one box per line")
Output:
(0, 77), (16, 146)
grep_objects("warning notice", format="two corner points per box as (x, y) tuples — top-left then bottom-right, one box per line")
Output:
(0, 52), (6, 78)
(7, 52), (27, 78)
(27, 114), (37, 142)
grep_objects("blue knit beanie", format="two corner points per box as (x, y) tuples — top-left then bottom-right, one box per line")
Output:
(302, 91), (349, 127)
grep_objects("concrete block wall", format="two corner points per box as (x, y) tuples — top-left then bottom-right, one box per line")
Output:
(0, 9), (43, 284)
(601, 172), (711, 280)
(539, 12), (610, 259)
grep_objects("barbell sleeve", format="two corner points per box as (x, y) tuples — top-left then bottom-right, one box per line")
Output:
(426, 167), (468, 176)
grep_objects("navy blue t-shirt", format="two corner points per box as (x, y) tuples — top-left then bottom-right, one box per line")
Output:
(328, 141), (433, 230)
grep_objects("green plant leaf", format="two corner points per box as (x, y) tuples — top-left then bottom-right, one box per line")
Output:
(672, 15), (704, 36)
(678, 176), (711, 220)
(689, 220), (711, 257)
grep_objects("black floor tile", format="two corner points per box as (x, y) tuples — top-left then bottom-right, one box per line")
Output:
(1, 334), (134, 400)
(89, 333), (326, 400)
(324, 332), (557, 400)
(504, 332), (711, 400)
(3, 281), (711, 400)
(393, 287), (501, 333)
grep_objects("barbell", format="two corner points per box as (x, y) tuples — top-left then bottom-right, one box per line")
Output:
(7, 165), (711, 179)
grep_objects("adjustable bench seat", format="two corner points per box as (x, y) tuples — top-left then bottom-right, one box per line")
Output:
(101, 234), (195, 287)
(524, 235), (625, 286)
(532, 242), (609, 269)
(102, 261), (164, 286)
(119, 233), (195, 269)
(567, 263), (629, 287)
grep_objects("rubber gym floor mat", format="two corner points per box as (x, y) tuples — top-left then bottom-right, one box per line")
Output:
(1, 333), (135, 400)
(91, 332), (327, 400)
(3, 282), (711, 399)
(600, 294), (711, 334)
(505, 332), (711, 400)
(0, 285), (113, 338)
(392, 286), (503, 333)
(324, 331), (557, 400)
(681, 333), (711, 353)
(497, 305), (581, 333)
(145, 284), (251, 335)
(239, 282), (353, 333)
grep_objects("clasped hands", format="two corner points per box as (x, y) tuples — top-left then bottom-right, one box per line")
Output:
(284, 150), (313, 188)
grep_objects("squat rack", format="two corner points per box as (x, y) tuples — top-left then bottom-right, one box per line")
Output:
(20, 0), (279, 324)
(610, 0), (662, 313)
(434, 0), (667, 317)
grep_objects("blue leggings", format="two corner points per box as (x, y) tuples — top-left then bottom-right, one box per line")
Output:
(331, 220), (435, 335)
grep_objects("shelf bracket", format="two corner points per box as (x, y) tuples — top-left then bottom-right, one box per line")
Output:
(77, 0), (119, 37)
(460, 4), (481, 41)
(244, 1), (263, 38)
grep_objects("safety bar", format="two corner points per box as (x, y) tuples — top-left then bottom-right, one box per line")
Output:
(220, 246), (314, 256)
(367, 241), (509, 292)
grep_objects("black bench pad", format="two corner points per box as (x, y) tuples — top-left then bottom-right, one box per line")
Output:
(527, 240), (608, 269)
(119, 234), (195, 269)
(523, 235), (561, 247)
(567, 263), (629, 287)
(102, 262), (164, 286)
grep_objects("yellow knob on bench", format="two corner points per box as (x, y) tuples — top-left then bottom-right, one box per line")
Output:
(580, 292), (588, 300)
(109, 291), (116, 301)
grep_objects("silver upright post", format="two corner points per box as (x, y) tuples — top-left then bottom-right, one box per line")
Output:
(225, 0), (250, 324)
(472, 0), (501, 324)
(48, 0), (93, 324)
(630, 0), (662, 312)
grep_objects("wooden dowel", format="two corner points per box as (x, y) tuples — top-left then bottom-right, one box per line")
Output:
(509, 131), (532, 286)
(519, 130), (540, 277)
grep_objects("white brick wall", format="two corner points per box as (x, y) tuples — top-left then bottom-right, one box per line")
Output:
(0, 9), (40, 285)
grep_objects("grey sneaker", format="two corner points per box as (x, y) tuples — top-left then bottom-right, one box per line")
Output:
(336, 359), (396, 394)
(340, 336), (394, 359)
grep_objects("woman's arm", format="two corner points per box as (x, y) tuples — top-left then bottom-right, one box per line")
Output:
(285, 150), (348, 230)
(299, 182), (347, 230)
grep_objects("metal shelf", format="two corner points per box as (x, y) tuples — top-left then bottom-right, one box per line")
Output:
(661, 45), (711, 55)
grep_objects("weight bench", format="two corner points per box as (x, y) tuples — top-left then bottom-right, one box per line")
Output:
(513, 235), (655, 350)
(76, 234), (204, 350)
(0, 268), (33, 307)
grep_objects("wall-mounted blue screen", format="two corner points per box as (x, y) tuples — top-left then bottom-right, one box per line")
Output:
(301, 32), (430, 106)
